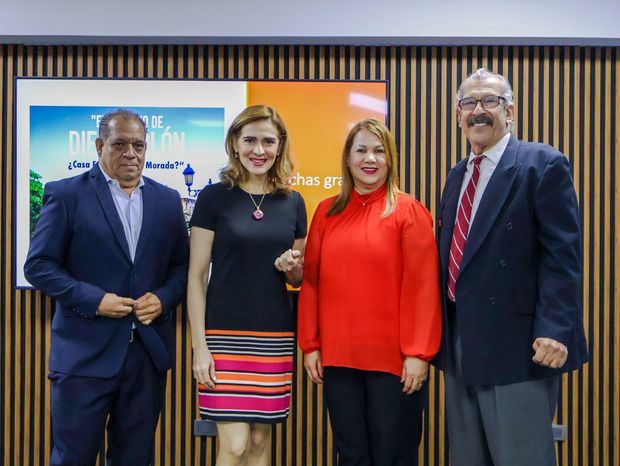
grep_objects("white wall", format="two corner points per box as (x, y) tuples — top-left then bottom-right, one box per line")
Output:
(1, 0), (618, 45)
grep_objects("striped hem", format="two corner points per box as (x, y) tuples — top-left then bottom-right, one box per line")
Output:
(199, 329), (294, 423)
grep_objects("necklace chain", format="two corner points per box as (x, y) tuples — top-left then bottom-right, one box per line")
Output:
(248, 192), (267, 220)
(248, 192), (266, 210)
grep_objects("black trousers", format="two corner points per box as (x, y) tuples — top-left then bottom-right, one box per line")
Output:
(323, 366), (426, 466)
(49, 334), (166, 466)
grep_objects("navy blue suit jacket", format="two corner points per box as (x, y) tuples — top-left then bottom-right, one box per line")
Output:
(433, 136), (588, 386)
(25, 165), (189, 378)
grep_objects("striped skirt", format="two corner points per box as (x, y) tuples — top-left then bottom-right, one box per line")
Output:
(198, 329), (294, 423)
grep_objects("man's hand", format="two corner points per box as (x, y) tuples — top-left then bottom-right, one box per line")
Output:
(133, 292), (163, 325)
(97, 293), (135, 318)
(401, 356), (429, 394)
(532, 337), (568, 369)
(274, 249), (303, 272)
(303, 350), (324, 384)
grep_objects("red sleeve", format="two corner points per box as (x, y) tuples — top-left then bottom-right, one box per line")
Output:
(297, 201), (327, 354)
(399, 199), (443, 360)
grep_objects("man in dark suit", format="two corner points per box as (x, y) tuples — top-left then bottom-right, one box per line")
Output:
(25, 109), (189, 466)
(434, 69), (588, 466)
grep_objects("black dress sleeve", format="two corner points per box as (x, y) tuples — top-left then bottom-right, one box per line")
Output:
(295, 191), (308, 239)
(189, 184), (218, 230)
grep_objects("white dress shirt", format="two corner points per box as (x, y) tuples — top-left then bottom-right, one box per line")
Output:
(457, 132), (511, 226)
(99, 166), (144, 262)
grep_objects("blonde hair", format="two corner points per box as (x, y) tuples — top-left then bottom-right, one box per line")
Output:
(220, 105), (293, 194)
(327, 118), (400, 217)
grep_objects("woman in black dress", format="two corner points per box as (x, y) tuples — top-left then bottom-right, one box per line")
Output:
(187, 105), (306, 466)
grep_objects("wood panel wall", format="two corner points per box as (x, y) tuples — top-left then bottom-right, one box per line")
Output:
(1, 45), (618, 466)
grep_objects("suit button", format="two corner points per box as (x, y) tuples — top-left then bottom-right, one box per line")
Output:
(499, 259), (506, 267)
(506, 222), (513, 230)
(488, 297), (496, 305)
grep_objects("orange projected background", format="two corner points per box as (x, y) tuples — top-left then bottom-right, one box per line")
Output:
(248, 81), (388, 220)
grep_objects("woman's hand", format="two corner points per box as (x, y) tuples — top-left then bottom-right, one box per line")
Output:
(274, 242), (305, 287)
(193, 344), (217, 389)
(303, 350), (324, 384)
(274, 248), (303, 272)
(401, 356), (428, 395)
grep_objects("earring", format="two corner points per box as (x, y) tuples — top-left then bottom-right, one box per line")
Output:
(234, 152), (239, 159)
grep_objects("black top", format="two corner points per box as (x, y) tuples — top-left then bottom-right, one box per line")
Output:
(190, 183), (307, 332)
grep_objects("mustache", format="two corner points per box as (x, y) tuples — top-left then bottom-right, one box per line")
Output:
(467, 114), (493, 127)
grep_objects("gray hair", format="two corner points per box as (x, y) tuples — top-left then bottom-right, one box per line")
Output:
(455, 68), (514, 108)
(98, 109), (147, 140)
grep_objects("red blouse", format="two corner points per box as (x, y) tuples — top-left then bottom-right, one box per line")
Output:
(297, 187), (442, 377)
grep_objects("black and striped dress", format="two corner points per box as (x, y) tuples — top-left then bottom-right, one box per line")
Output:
(189, 183), (306, 423)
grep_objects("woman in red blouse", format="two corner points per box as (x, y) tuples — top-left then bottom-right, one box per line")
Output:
(298, 119), (442, 466)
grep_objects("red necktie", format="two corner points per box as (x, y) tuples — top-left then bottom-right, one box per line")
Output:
(447, 156), (483, 301)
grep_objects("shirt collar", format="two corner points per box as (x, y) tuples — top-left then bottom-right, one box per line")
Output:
(99, 164), (145, 189)
(467, 132), (511, 168)
(350, 184), (388, 206)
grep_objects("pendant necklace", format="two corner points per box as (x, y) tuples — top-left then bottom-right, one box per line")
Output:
(248, 192), (267, 220)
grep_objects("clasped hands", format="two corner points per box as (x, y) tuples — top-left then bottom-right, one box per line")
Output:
(96, 291), (162, 325)
(274, 248), (303, 272)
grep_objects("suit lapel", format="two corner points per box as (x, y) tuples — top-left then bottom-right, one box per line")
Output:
(439, 159), (468, 277)
(458, 136), (521, 276)
(134, 180), (155, 263)
(89, 165), (132, 262)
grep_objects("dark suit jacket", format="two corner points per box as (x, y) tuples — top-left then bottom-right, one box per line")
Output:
(25, 165), (189, 378)
(433, 136), (588, 386)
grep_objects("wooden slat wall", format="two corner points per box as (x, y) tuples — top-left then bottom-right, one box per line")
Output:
(1, 45), (618, 466)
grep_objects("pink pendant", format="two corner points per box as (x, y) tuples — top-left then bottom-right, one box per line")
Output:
(252, 209), (264, 220)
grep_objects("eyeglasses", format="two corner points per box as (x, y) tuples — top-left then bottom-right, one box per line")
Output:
(458, 95), (505, 111)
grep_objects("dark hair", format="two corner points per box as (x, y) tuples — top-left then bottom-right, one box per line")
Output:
(98, 109), (147, 140)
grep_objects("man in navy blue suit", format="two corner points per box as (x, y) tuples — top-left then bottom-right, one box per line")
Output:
(25, 109), (189, 466)
(434, 69), (588, 466)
